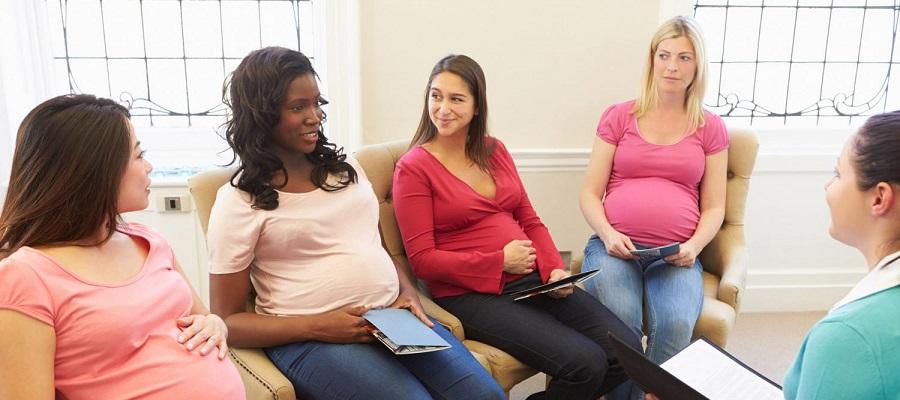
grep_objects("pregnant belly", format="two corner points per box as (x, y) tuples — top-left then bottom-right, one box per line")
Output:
(436, 212), (528, 252)
(605, 179), (700, 245)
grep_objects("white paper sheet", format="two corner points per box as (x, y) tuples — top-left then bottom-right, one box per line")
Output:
(660, 339), (783, 400)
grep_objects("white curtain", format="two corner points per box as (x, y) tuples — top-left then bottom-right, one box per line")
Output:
(0, 0), (58, 187)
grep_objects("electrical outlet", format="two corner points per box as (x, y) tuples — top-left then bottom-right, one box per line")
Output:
(155, 194), (192, 213)
(164, 197), (181, 211)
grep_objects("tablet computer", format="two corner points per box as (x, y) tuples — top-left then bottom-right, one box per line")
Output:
(507, 269), (600, 301)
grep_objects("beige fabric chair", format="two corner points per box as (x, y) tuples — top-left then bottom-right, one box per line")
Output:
(571, 127), (759, 348)
(188, 168), (296, 400)
(354, 140), (539, 393)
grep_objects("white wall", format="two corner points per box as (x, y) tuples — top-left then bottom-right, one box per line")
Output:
(358, 0), (660, 148)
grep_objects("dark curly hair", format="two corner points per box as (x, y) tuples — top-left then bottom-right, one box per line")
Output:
(222, 46), (356, 210)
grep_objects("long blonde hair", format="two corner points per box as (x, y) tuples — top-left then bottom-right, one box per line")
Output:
(632, 16), (708, 131)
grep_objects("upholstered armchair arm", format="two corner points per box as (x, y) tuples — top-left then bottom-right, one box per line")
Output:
(699, 224), (748, 311)
(419, 293), (466, 340)
(228, 347), (295, 400)
(570, 253), (584, 274)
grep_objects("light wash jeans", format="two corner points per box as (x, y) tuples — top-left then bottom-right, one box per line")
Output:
(581, 235), (704, 400)
(264, 317), (505, 400)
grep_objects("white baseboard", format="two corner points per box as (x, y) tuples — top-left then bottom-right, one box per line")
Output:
(742, 270), (864, 312)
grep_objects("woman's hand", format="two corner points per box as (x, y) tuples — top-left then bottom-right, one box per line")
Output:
(664, 241), (700, 268)
(309, 305), (376, 343)
(176, 313), (230, 359)
(600, 228), (638, 260)
(545, 269), (574, 299)
(389, 289), (434, 327)
(503, 240), (536, 274)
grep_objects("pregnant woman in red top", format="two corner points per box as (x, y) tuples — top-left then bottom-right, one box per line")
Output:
(393, 54), (640, 400)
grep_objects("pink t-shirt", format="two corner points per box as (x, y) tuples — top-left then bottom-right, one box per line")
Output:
(597, 100), (729, 247)
(207, 156), (400, 316)
(0, 223), (244, 400)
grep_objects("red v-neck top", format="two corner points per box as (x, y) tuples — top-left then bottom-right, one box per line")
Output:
(393, 138), (563, 298)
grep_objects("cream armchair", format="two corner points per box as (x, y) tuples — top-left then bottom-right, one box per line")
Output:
(188, 168), (296, 400)
(354, 140), (540, 393)
(571, 127), (759, 348)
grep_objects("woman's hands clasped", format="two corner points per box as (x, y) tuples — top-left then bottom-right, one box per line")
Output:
(503, 239), (537, 274)
(176, 313), (230, 359)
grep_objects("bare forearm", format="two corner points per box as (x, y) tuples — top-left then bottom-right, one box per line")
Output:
(579, 191), (615, 239)
(687, 207), (725, 250)
(223, 311), (323, 348)
(392, 260), (418, 294)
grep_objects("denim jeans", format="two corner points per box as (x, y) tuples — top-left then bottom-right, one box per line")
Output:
(435, 272), (641, 400)
(581, 235), (704, 400)
(264, 317), (505, 400)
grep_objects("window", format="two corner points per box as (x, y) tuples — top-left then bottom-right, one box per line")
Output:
(46, 0), (323, 171)
(694, 0), (899, 127)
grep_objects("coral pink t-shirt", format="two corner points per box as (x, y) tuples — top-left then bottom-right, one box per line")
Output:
(0, 223), (244, 400)
(597, 100), (729, 247)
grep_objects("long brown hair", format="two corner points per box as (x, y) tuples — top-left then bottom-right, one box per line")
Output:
(223, 46), (356, 210)
(410, 54), (495, 172)
(0, 94), (132, 253)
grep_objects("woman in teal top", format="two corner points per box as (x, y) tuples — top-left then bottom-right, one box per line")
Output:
(782, 110), (900, 399)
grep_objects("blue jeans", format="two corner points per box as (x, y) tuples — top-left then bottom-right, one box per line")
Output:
(581, 235), (704, 400)
(264, 317), (505, 400)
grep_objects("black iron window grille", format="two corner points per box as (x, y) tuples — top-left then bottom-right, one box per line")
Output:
(694, 0), (900, 127)
(48, 0), (316, 128)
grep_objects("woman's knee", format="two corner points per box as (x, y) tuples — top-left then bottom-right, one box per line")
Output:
(651, 312), (696, 343)
(556, 345), (609, 386)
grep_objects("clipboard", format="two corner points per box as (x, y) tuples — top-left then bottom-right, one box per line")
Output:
(609, 332), (709, 400)
(608, 333), (782, 400)
(506, 269), (600, 301)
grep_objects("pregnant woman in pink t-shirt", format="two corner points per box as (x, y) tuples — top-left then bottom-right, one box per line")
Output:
(579, 17), (729, 400)
(0, 94), (244, 399)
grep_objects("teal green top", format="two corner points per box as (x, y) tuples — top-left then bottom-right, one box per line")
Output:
(783, 285), (900, 399)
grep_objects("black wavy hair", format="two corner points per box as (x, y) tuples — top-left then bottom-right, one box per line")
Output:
(222, 46), (356, 210)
